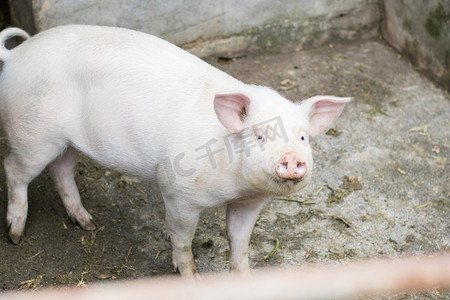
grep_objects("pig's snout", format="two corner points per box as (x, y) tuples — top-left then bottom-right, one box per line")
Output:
(275, 151), (307, 180)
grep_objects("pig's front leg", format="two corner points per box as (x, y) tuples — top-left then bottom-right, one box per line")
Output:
(164, 197), (201, 278)
(226, 197), (266, 272)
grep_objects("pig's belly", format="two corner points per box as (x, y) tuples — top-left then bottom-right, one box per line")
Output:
(69, 119), (162, 179)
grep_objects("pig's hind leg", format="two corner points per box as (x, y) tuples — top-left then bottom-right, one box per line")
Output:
(5, 142), (67, 244)
(48, 146), (95, 231)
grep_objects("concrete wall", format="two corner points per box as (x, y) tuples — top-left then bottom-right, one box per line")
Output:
(9, 0), (379, 56)
(381, 0), (450, 91)
(7, 1), (449, 91)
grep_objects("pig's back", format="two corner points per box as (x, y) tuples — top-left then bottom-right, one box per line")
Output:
(0, 25), (243, 177)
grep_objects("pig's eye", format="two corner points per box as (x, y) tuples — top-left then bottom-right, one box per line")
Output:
(255, 133), (266, 143)
(300, 135), (308, 142)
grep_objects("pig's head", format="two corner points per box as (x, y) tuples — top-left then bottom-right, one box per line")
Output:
(214, 86), (350, 196)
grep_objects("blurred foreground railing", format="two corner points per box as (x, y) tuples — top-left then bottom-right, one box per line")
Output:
(2, 252), (450, 300)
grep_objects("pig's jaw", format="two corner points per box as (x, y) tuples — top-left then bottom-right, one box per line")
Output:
(274, 177), (304, 189)
(270, 173), (310, 195)
(246, 170), (311, 196)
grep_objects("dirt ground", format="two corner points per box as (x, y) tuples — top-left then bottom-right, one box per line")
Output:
(0, 36), (448, 298)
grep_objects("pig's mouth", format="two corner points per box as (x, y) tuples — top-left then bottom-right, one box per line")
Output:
(266, 173), (306, 194)
(248, 169), (309, 196)
(274, 176), (303, 187)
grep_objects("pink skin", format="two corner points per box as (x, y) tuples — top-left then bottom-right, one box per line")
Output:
(0, 24), (351, 277)
(275, 151), (307, 180)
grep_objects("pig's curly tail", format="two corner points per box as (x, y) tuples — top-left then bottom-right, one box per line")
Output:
(0, 27), (30, 62)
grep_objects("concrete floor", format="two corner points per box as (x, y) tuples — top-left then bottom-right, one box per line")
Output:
(0, 37), (448, 298)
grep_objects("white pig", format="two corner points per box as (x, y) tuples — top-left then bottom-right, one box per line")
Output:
(0, 25), (350, 277)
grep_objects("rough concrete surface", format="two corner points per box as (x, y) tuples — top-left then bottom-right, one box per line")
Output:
(10, 0), (379, 56)
(0, 37), (449, 299)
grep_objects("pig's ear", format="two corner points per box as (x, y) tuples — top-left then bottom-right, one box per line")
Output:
(302, 96), (352, 137)
(214, 92), (250, 133)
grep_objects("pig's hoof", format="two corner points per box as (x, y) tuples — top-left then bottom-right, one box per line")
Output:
(8, 231), (21, 245)
(175, 264), (199, 279)
(176, 268), (200, 280)
(80, 220), (96, 231)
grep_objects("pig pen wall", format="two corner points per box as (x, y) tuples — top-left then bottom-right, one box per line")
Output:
(7, 1), (449, 90)
(381, 0), (450, 92)
(8, 0), (380, 57)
